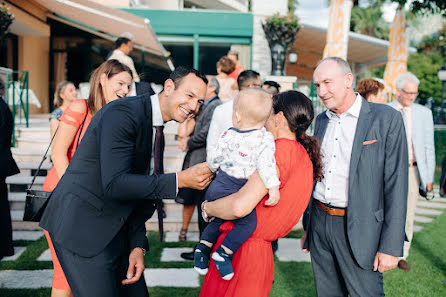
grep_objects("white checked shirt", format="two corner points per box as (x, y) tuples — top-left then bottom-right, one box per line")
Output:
(149, 94), (178, 194)
(313, 94), (362, 208)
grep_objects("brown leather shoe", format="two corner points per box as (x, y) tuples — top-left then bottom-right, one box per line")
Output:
(398, 260), (411, 271)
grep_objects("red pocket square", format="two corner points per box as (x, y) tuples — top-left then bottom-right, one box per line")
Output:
(363, 139), (377, 145)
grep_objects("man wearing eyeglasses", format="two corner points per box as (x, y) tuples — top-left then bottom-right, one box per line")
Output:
(389, 72), (435, 271)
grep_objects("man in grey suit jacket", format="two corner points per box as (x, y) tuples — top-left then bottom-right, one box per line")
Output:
(389, 72), (435, 271)
(302, 57), (408, 296)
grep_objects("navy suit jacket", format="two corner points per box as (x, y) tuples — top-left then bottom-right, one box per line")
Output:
(0, 98), (19, 178)
(304, 97), (408, 269)
(40, 93), (176, 257)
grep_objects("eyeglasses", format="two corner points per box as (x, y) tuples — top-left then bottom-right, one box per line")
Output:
(401, 89), (418, 97)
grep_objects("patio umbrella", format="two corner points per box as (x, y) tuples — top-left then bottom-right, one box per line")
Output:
(323, 0), (353, 60)
(383, 7), (408, 101)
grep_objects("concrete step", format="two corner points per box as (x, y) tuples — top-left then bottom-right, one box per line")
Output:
(16, 127), (50, 139)
(6, 176), (45, 192)
(8, 192), (26, 211)
(11, 148), (49, 163)
(16, 137), (51, 151)
(16, 162), (51, 177)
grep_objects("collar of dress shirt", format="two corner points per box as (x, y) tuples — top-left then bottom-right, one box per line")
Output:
(326, 93), (362, 119)
(150, 93), (164, 126)
(202, 95), (218, 109)
(396, 101), (411, 112)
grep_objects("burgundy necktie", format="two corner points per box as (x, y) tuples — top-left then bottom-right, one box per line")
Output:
(153, 126), (165, 241)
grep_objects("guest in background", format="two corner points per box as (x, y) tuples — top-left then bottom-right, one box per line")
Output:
(227, 50), (245, 81)
(49, 81), (78, 138)
(176, 77), (221, 248)
(207, 70), (261, 154)
(356, 78), (386, 103)
(0, 77), (20, 261)
(107, 32), (140, 82)
(389, 72), (435, 271)
(262, 80), (281, 96)
(42, 60), (133, 297)
(216, 56), (238, 104)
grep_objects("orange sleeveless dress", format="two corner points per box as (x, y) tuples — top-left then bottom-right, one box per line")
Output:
(200, 138), (314, 297)
(42, 99), (91, 290)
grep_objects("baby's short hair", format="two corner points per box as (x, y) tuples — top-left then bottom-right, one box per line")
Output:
(233, 88), (272, 126)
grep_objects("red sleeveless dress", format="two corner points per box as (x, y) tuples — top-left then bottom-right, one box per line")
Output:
(200, 138), (314, 297)
(42, 99), (91, 290)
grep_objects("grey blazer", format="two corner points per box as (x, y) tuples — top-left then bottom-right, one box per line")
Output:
(187, 95), (222, 166)
(304, 97), (408, 270)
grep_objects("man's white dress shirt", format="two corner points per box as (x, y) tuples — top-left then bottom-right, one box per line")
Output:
(313, 94), (362, 208)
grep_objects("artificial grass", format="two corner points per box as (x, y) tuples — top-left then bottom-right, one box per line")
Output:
(1, 212), (445, 296)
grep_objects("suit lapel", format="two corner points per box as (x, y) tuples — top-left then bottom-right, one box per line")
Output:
(144, 94), (153, 174)
(315, 112), (329, 142)
(348, 98), (372, 186)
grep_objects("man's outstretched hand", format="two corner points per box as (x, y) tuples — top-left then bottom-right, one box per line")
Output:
(178, 162), (213, 190)
(122, 248), (145, 285)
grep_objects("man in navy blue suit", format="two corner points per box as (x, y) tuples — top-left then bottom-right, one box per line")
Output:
(40, 67), (213, 297)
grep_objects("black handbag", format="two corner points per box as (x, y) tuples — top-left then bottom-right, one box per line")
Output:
(23, 108), (88, 222)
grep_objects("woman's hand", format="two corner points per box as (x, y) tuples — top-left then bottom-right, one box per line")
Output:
(205, 171), (268, 220)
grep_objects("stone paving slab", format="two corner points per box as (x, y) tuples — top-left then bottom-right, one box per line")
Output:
(145, 268), (199, 287)
(0, 268), (199, 288)
(1, 247), (26, 262)
(417, 201), (446, 209)
(37, 249), (52, 261)
(414, 216), (434, 223)
(13, 230), (44, 241)
(415, 208), (443, 216)
(276, 238), (311, 262)
(165, 231), (199, 243)
(0, 269), (53, 288)
(161, 248), (194, 262)
(413, 225), (424, 232)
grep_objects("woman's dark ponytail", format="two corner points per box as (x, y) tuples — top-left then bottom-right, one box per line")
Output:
(273, 91), (323, 182)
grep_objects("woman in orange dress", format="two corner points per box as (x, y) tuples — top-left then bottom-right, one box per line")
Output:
(200, 90), (323, 297)
(42, 59), (133, 297)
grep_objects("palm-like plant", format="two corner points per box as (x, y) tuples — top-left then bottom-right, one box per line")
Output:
(350, 3), (390, 39)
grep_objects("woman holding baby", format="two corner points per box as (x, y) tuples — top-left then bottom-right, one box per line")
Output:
(199, 90), (322, 297)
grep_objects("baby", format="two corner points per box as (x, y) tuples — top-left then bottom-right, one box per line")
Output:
(194, 88), (280, 280)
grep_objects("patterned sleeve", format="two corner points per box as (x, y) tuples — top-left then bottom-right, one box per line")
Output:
(58, 100), (87, 129)
(256, 131), (280, 189)
(206, 129), (229, 173)
(49, 108), (63, 121)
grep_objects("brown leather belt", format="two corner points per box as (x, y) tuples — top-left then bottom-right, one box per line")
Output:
(316, 200), (346, 216)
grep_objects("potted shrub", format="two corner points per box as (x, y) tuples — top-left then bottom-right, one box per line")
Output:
(262, 13), (300, 76)
(0, 2), (15, 41)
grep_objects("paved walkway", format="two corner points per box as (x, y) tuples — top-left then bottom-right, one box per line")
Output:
(1, 196), (445, 289)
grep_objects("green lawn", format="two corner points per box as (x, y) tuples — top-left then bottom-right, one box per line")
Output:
(1, 212), (445, 297)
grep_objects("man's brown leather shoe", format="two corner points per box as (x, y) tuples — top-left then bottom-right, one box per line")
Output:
(398, 260), (411, 271)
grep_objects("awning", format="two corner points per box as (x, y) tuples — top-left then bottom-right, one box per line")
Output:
(35, 0), (173, 71)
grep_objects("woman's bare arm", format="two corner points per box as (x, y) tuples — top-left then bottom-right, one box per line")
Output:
(204, 171), (268, 220)
(52, 121), (77, 178)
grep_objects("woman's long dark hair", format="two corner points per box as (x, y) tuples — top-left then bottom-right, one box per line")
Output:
(272, 90), (323, 182)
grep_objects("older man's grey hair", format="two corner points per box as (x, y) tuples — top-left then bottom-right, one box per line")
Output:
(317, 57), (352, 75)
(209, 77), (220, 96)
(395, 72), (420, 90)
(0, 76), (5, 97)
